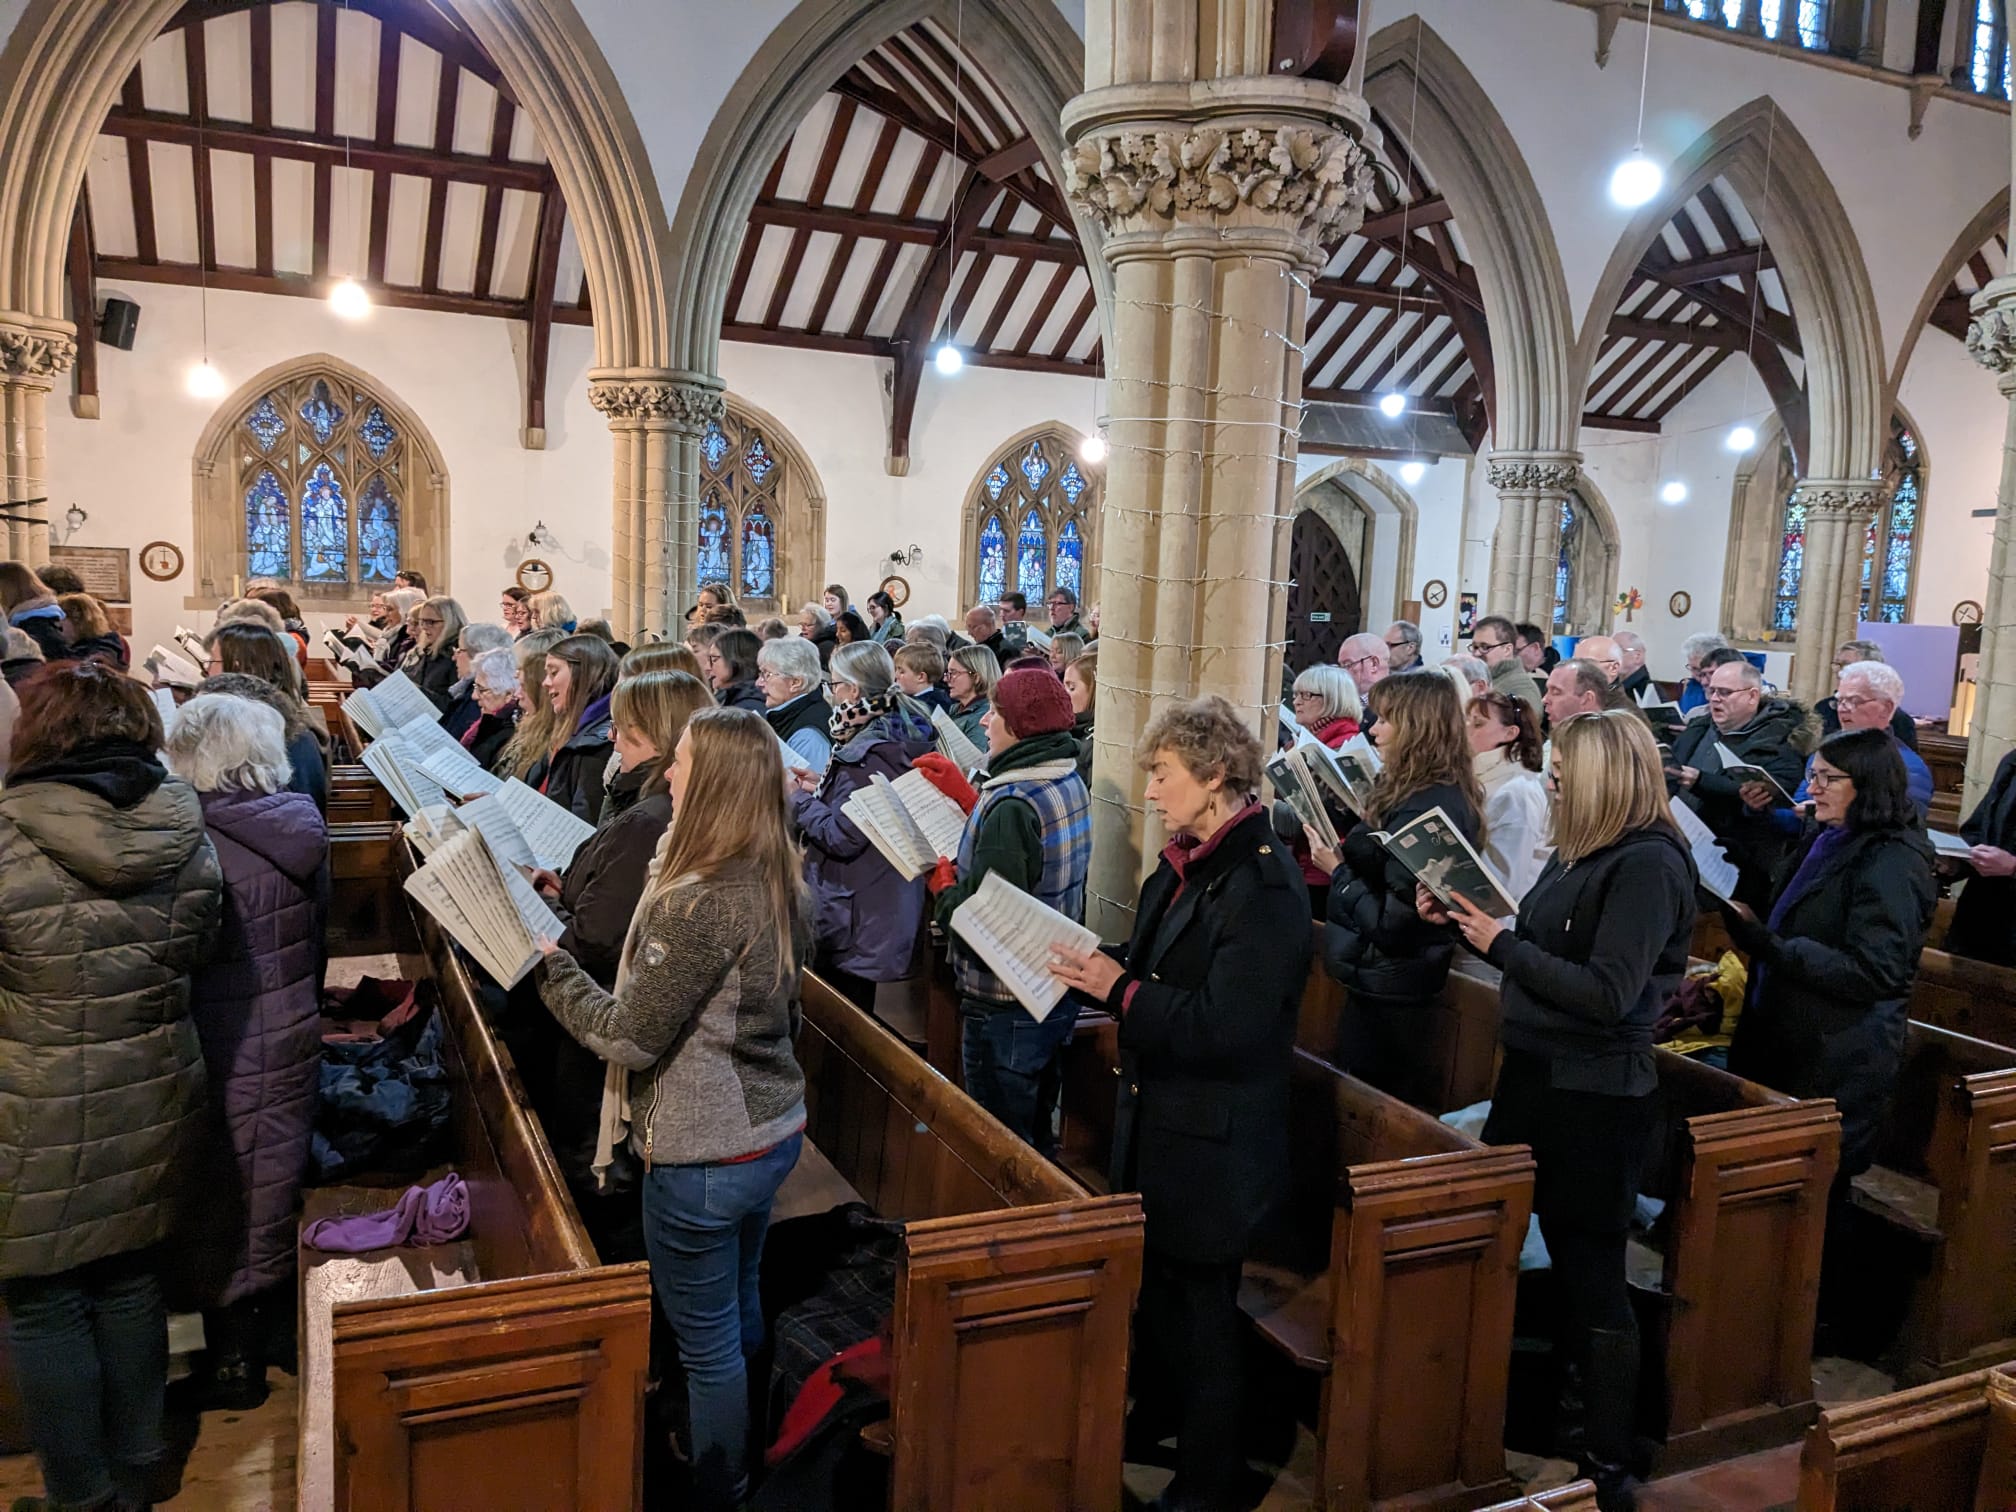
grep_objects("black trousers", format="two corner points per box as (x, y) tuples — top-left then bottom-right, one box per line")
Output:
(1130, 1251), (1247, 1509)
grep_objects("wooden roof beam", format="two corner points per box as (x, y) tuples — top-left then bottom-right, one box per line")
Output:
(1352, 196), (1453, 243)
(1634, 263), (1802, 355)
(1646, 243), (1775, 286)
(523, 196), (565, 448)
(975, 137), (1043, 182)
(96, 255), (557, 322)
(887, 173), (997, 474)
(1605, 315), (1749, 351)
(67, 197), (98, 420)
(166, 0), (513, 102)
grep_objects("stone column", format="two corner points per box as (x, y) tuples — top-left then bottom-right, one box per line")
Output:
(1485, 452), (1581, 630)
(0, 315), (76, 567)
(1964, 279), (2016, 805)
(589, 370), (724, 643)
(1785, 480), (1886, 709)
(1063, 24), (1375, 936)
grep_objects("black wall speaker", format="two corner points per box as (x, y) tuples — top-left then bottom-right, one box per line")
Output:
(99, 296), (140, 351)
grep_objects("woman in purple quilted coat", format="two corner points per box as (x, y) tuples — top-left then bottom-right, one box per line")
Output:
(164, 692), (329, 1411)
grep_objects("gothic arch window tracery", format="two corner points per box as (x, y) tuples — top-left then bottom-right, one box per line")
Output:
(962, 430), (1101, 610)
(697, 409), (786, 608)
(1769, 415), (1923, 633)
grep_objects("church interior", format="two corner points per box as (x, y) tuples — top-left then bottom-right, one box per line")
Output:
(2, 0), (2016, 1508)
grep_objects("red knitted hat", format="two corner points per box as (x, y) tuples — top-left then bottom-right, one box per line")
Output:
(991, 667), (1075, 738)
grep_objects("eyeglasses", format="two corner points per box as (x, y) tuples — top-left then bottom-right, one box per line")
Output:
(1343, 653), (1382, 671)
(1807, 769), (1847, 789)
(1704, 686), (1748, 701)
(1290, 690), (1321, 702)
(1834, 693), (1877, 711)
(1469, 638), (1508, 653)
(414, 616), (443, 627)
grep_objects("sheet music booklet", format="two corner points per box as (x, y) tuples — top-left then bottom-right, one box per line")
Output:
(173, 627), (210, 666)
(948, 871), (1099, 1021)
(320, 628), (377, 674)
(360, 731), (448, 819)
(931, 705), (988, 774)
(1667, 797), (1742, 903)
(455, 778), (597, 872)
(1635, 683), (1688, 721)
(1928, 829), (1976, 865)
(418, 738), (502, 798)
(1267, 749), (1341, 852)
(150, 687), (180, 731)
(1370, 806), (1520, 921)
(145, 644), (202, 689)
(842, 769), (970, 881)
(774, 731), (812, 773)
(1711, 741), (1799, 807)
(403, 827), (563, 989)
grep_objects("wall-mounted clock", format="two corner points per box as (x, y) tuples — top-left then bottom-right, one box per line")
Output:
(1669, 591), (1692, 617)
(1420, 579), (1448, 609)
(1954, 599), (1984, 627)
(879, 574), (911, 608)
(515, 558), (553, 594)
(139, 541), (184, 582)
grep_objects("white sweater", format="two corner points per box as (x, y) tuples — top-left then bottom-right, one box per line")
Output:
(1475, 747), (1552, 905)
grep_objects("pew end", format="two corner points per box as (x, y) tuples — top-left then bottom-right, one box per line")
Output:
(1796, 1365), (2016, 1511)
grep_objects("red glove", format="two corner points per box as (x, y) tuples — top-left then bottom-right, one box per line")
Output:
(927, 857), (959, 895)
(911, 752), (978, 815)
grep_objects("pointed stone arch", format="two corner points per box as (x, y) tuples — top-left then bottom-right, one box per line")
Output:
(1294, 457), (1421, 628)
(1561, 473), (1621, 636)
(1576, 99), (1887, 483)
(188, 353), (450, 611)
(1886, 186), (2010, 402)
(1362, 17), (1578, 456)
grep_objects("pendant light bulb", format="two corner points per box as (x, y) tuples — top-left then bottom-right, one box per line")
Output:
(1609, 149), (1664, 209)
(1079, 433), (1108, 464)
(1399, 460), (1428, 486)
(1377, 391), (1408, 420)
(1726, 424), (1758, 453)
(187, 360), (227, 400)
(330, 278), (371, 320)
(933, 342), (964, 376)
(1660, 480), (1689, 506)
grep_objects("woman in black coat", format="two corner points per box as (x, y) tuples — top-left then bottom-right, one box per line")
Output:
(1423, 710), (1695, 1511)
(1945, 746), (2016, 967)
(405, 596), (466, 714)
(1051, 696), (1310, 1512)
(527, 634), (619, 823)
(1315, 670), (1485, 1103)
(1723, 728), (1936, 1181)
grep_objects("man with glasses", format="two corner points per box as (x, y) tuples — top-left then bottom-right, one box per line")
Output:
(1574, 635), (1623, 688)
(1382, 620), (1423, 673)
(1469, 614), (1542, 714)
(1513, 622), (1555, 675)
(1044, 587), (1085, 638)
(1335, 632), (1389, 696)
(1816, 640), (1917, 748)
(1668, 657), (1810, 905)
(1741, 660), (1930, 826)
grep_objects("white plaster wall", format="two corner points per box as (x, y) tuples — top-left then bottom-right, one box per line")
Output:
(718, 342), (1099, 620)
(43, 280), (609, 653)
(1899, 328), (2004, 627)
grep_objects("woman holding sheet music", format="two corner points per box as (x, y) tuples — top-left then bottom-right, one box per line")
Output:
(1284, 664), (1363, 916)
(1419, 709), (1694, 1509)
(537, 707), (809, 1512)
(202, 623), (329, 815)
(527, 634), (620, 824)
(405, 596), (467, 714)
(790, 641), (936, 1010)
(1048, 694), (1308, 1512)
(1315, 670), (1485, 1102)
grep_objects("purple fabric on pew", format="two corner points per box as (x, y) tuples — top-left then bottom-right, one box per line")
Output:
(302, 1173), (470, 1253)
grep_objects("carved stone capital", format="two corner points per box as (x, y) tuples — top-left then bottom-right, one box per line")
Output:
(1967, 277), (2016, 387)
(587, 370), (725, 429)
(1060, 123), (1375, 248)
(1486, 455), (1581, 495)
(1790, 479), (1889, 521)
(0, 314), (77, 380)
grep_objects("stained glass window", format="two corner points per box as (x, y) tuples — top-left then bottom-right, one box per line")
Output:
(1553, 500), (1579, 633)
(978, 515), (1008, 606)
(694, 408), (789, 607)
(1972, 0), (2011, 98)
(1772, 417), (1922, 634)
(1663, 0), (1835, 51)
(968, 432), (1100, 612)
(227, 368), (408, 597)
(740, 506), (776, 600)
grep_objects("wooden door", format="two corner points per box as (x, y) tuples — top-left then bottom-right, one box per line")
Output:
(1288, 509), (1359, 672)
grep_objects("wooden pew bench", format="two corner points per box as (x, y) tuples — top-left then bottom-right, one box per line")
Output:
(796, 973), (1144, 1510)
(326, 817), (407, 957)
(299, 849), (652, 1512)
(1852, 1023), (2016, 1384)
(1904, 947), (2016, 1051)
(1797, 1365), (2016, 1510)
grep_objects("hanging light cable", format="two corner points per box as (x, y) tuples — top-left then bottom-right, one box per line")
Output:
(330, 0), (370, 319)
(1610, 0), (1665, 207)
(930, 0), (968, 376)
(187, 64), (225, 397)
(1377, 29), (1428, 424)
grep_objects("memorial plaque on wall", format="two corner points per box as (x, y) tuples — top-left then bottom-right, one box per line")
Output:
(49, 546), (132, 603)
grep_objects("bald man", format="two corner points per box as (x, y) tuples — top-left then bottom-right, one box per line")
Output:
(1575, 635), (1623, 687)
(1614, 631), (1650, 699)
(1543, 659), (1610, 730)
(1337, 632), (1389, 696)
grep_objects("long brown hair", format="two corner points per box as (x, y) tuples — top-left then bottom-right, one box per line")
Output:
(621, 642), (703, 681)
(1366, 670), (1486, 839)
(11, 660), (162, 774)
(644, 708), (805, 987)
(208, 620), (309, 701)
(0, 561), (51, 614)
(612, 671), (712, 794)
(496, 627), (566, 778)
(542, 634), (619, 755)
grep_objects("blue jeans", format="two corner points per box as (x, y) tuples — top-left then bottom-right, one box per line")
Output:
(960, 995), (1081, 1156)
(2, 1247), (169, 1510)
(641, 1132), (802, 1510)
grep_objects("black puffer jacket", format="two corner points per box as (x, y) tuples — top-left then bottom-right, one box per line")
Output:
(410, 635), (460, 715)
(1324, 781), (1481, 1004)
(0, 751), (224, 1280)
(1669, 696), (1814, 903)
(551, 770), (673, 987)
(528, 706), (615, 825)
(1728, 824), (1936, 1179)
(1484, 825), (1696, 1097)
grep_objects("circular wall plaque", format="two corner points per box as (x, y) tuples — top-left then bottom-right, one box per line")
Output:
(515, 558), (553, 593)
(1669, 591), (1693, 617)
(1420, 579), (1448, 608)
(879, 574), (911, 608)
(139, 541), (184, 582)
(1954, 599), (1984, 627)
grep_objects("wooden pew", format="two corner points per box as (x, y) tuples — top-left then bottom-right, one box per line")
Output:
(796, 972), (1144, 1511)
(1904, 947), (2016, 1051)
(300, 848), (652, 1512)
(1796, 1365), (2016, 1511)
(327, 763), (393, 825)
(1854, 1024), (2016, 1384)
(1633, 1052), (1841, 1472)
(326, 818), (409, 957)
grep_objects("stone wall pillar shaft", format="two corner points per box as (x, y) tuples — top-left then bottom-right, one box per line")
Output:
(1964, 290), (2016, 804)
(0, 316), (75, 568)
(590, 370), (722, 642)
(1786, 480), (1886, 709)
(1487, 454), (1581, 631)
(1063, 61), (1374, 937)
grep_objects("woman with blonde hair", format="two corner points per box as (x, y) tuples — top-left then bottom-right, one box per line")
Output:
(1064, 645), (1097, 784)
(1421, 710), (1694, 1509)
(537, 707), (808, 1511)
(528, 590), (576, 635)
(495, 628), (567, 778)
(1316, 670), (1485, 1099)
(619, 641), (704, 681)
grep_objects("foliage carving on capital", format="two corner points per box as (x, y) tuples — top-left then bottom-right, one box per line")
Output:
(1061, 124), (1374, 246)
(588, 377), (725, 428)
(1965, 297), (2016, 379)
(0, 326), (76, 379)
(1486, 458), (1580, 494)
(1790, 480), (1888, 519)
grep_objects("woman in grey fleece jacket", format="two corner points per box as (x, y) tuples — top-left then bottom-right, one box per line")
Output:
(537, 706), (810, 1512)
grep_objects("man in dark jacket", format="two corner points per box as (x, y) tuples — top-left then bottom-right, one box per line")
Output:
(1615, 631), (1651, 701)
(1044, 587), (1086, 640)
(1947, 746), (2016, 967)
(963, 604), (1010, 661)
(1669, 658), (1812, 908)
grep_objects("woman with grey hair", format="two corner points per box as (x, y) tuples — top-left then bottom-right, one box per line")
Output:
(1678, 631), (1732, 716)
(758, 635), (832, 774)
(464, 646), (523, 772)
(164, 693), (328, 1410)
(404, 595), (468, 712)
(441, 621), (514, 739)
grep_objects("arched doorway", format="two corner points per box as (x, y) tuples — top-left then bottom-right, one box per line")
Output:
(1286, 509), (1361, 673)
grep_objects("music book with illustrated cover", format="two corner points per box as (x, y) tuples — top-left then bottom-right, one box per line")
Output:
(1370, 806), (1520, 920)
